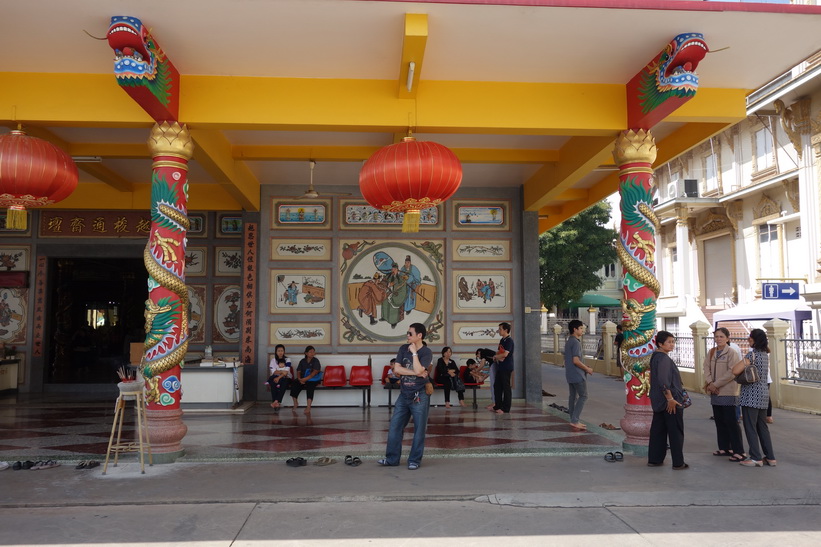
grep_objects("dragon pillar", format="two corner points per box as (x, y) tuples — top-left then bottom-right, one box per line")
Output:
(142, 121), (193, 460)
(613, 129), (660, 453)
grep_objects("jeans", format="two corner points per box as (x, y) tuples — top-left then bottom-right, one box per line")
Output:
(567, 380), (588, 424)
(385, 388), (430, 466)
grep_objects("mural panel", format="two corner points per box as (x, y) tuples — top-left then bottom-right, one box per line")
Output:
(0, 288), (27, 344)
(270, 238), (332, 261)
(452, 270), (511, 313)
(451, 239), (510, 261)
(339, 240), (444, 345)
(188, 284), (206, 344)
(213, 284), (241, 343)
(269, 270), (331, 314)
(269, 322), (331, 346)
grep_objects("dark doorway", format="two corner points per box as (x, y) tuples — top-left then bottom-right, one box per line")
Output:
(46, 258), (147, 384)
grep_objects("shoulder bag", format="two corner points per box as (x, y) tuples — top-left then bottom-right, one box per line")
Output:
(735, 353), (760, 385)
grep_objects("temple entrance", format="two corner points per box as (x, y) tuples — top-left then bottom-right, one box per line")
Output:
(45, 258), (147, 385)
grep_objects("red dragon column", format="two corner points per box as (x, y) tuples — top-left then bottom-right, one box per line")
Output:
(142, 121), (193, 461)
(614, 129), (659, 454)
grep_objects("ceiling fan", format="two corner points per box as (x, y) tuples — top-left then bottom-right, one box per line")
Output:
(294, 160), (352, 199)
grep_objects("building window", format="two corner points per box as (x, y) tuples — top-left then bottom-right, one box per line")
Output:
(755, 128), (774, 171)
(759, 224), (779, 278)
(705, 154), (718, 192)
(604, 263), (617, 278)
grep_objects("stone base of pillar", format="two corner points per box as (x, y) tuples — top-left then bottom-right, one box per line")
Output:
(145, 408), (187, 463)
(620, 402), (652, 456)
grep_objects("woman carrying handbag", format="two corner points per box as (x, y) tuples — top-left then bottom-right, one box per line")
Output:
(731, 329), (777, 467)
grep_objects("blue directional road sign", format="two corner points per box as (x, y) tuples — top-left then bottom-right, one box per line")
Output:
(762, 282), (799, 300)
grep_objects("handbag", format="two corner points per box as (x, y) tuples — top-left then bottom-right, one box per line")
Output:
(735, 363), (760, 385)
(676, 388), (692, 409)
(454, 377), (466, 392)
(307, 370), (323, 382)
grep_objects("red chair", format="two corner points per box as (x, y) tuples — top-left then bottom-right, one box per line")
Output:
(322, 365), (347, 387)
(349, 365), (373, 407)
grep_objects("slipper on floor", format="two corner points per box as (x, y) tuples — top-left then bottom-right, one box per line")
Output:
(313, 457), (337, 466)
(614, 451), (624, 462)
(12, 461), (22, 471)
(22, 460), (35, 470)
(350, 457), (362, 467)
(599, 423), (620, 430)
(286, 458), (301, 467)
(604, 452), (616, 462)
(86, 460), (100, 469)
(712, 450), (731, 456)
(0, 461), (9, 471)
(728, 454), (746, 462)
(33, 460), (60, 470)
(344, 455), (354, 466)
(75, 461), (88, 470)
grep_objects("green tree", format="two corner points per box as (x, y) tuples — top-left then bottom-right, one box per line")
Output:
(539, 201), (617, 310)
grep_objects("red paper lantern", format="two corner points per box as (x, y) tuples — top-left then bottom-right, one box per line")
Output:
(0, 129), (78, 229)
(359, 137), (462, 232)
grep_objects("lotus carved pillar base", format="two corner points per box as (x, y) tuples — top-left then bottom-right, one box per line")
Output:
(620, 402), (652, 456)
(145, 408), (187, 463)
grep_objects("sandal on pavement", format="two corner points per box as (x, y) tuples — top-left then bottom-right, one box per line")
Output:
(728, 454), (746, 463)
(614, 451), (624, 462)
(713, 450), (731, 456)
(740, 458), (763, 467)
(75, 461), (88, 470)
(764, 458), (777, 467)
(600, 423), (620, 430)
(377, 458), (396, 467)
(33, 460), (60, 470)
(407, 462), (420, 470)
(350, 457), (362, 467)
(672, 464), (690, 470)
(286, 458), (301, 467)
(12, 461), (22, 471)
(314, 457), (337, 466)
(344, 455), (354, 466)
(604, 452), (616, 462)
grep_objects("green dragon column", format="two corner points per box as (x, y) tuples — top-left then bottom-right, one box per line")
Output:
(613, 129), (660, 452)
(142, 121), (193, 460)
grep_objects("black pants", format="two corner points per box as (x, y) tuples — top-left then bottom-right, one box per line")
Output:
(493, 368), (512, 413)
(742, 406), (775, 461)
(268, 376), (291, 403)
(290, 381), (317, 402)
(712, 404), (744, 455)
(443, 378), (465, 403)
(648, 409), (685, 467)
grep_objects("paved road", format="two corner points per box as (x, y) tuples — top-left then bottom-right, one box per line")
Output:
(2, 363), (820, 546)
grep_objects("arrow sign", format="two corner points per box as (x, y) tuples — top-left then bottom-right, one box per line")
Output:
(762, 282), (800, 300)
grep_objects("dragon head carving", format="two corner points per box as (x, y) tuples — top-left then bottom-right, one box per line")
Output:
(638, 33), (708, 115)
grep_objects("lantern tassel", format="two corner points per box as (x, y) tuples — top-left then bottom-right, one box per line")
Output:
(6, 207), (27, 230)
(402, 210), (421, 233)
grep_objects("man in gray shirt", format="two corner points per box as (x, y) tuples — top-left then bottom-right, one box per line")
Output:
(564, 320), (593, 430)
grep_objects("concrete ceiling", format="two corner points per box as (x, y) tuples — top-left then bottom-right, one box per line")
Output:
(2, 0), (821, 230)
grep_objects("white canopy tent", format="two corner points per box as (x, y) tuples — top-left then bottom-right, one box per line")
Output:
(712, 298), (812, 337)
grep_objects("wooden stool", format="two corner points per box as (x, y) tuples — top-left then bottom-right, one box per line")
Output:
(103, 383), (153, 475)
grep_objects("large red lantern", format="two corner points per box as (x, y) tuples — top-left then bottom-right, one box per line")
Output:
(0, 129), (78, 230)
(360, 136), (462, 232)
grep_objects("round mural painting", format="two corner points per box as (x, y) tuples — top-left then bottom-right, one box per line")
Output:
(341, 241), (442, 344)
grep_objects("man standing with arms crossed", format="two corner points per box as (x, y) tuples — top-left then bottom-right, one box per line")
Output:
(565, 319), (593, 430)
(492, 322), (514, 414)
(378, 323), (432, 470)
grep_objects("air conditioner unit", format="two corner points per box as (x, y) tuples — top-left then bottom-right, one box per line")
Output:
(667, 182), (679, 199)
(684, 179), (699, 198)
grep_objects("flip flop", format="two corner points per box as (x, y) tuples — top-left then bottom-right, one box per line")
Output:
(75, 461), (88, 470)
(350, 457), (362, 467)
(314, 457), (337, 466)
(614, 451), (624, 462)
(86, 460), (100, 469)
(604, 452), (616, 462)
(33, 460), (60, 470)
(286, 458), (301, 467)
(712, 450), (731, 456)
(344, 455), (354, 466)
(297, 457), (307, 466)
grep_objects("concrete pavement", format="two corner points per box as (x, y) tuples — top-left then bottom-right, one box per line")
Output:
(1, 363), (820, 546)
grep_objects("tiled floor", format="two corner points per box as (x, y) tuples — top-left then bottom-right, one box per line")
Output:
(0, 394), (620, 463)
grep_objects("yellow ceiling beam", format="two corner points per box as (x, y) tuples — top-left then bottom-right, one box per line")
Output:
(537, 122), (734, 233)
(233, 144), (558, 164)
(70, 143), (148, 159)
(556, 189), (588, 201)
(41, 182), (241, 211)
(189, 129), (261, 211)
(398, 14), (428, 99)
(665, 88), (749, 123)
(2, 72), (745, 136)
(523, 136), (615, 211)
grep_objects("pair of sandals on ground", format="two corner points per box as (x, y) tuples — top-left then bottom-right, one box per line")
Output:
(9, 460), (60, 470)
(286, 455), (362, 467)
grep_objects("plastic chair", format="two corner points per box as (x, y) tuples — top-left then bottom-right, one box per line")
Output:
(322, 365), (347, 387)
(349, 365), (373, 407)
